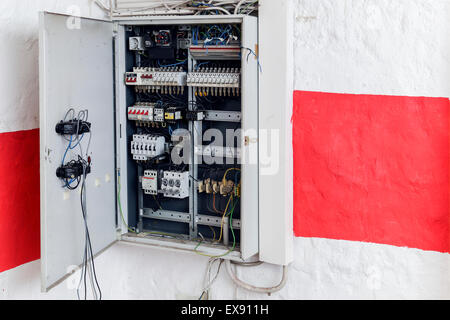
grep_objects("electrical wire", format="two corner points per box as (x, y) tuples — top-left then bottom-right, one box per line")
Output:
(194, 196), (238, 258)
(94, 0), (259, 17)
(157, 59), (187, 68)
(117, 170), (178, 238)
(241, 46), (263, 72)
(73, 126), (101, 300)
(225, 261), (289, 294)
(199, 258), (223, 300)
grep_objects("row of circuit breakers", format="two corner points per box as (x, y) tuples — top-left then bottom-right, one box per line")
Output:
(125, 67), (240, 96)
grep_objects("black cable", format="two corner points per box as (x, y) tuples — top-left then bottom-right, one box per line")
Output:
(77, 164), (102, 300)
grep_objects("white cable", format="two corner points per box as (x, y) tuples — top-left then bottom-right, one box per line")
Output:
(97, 0), (258, 16)
(234, 0), (247, 14)
(225, 260), (289, 294)
(94, 0), (110, 12)
(196, 6), (232, 15)
(201, 258), (223, 299)
(109, 0), (114, 17)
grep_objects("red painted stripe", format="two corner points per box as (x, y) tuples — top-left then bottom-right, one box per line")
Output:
(0, 129), (40, 273)
(293, 91), (450, 253)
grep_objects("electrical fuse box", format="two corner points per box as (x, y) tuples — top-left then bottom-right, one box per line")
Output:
(39, 12), (261, 291)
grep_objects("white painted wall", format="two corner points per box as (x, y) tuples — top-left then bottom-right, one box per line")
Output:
(0, 0), (449, 300)
(294, 0), (450, 98)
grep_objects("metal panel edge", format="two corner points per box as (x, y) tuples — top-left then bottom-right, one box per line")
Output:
(39, 11), (49, 292)
(258, 0), (294, 265)
(240, 15), (260, 260)
(115, 23), (130, 236)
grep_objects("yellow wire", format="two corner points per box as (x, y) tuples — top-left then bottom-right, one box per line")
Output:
(153, 195), (163, 210)
(222, 168), (241, 182)
(209, 226), (217, 242)
(217, 194), (233, 243)
(118, 172), (173, 238)
(194, 195), (238, 259)
(213, 193), (223, 214)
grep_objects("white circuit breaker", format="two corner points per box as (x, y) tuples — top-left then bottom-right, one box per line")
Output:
(128, 103), (155, 122)
(187, 67), (241, 96)
(161, 171), (190, 199)
(131, 134), (166, 161)
(142, 170), (158, 195)
(125, 67), (187, 94)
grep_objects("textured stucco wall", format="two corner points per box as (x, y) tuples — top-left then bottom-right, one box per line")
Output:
(0, 0), (103, 133)
(0, 0), (449, 299)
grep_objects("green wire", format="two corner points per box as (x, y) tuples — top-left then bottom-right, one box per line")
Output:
(117, 171), (174, 238)
(119, 169), (239, 248)
(118, 171), (135, 233)
(194, 198), (239, 258)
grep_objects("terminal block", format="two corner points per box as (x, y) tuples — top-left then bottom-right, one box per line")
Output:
(189, 42), (241, 60)
(187, 67), (240, 97)
(131, 134), (166, 162)
(125, 67), (187, 95)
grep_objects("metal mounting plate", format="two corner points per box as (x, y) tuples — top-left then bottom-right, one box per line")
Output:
(204, 110), (242, 122)
(142, 209), (191, 223)
(197, 214), (241, 229)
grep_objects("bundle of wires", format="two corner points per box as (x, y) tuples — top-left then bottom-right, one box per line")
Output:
(192, 24), (240, 46)
(78, 160), (102, 300)
(94, 0), (259, 17)
(198, 258), (223, 300)
(59, 108), (101, 300)
(194, 168), (240, 258)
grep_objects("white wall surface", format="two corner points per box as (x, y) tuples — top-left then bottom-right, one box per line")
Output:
(294, 0), (450, 98)
(0, 0), (449, 300)
(0, 0), (104, 133)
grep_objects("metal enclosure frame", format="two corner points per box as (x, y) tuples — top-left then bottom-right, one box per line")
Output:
(114, 15), (259, 262)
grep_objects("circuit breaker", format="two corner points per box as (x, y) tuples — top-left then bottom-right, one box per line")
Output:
(39, 12), (259, 291)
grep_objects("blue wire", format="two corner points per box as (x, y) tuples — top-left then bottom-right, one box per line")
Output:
(63, 178), (76, 188)
(241, 47), (263, 73)
(70, 133), (85, 150)
(157, 60), (187, 68)
(191, 2), (218, 14)
(196, 61), (210, 70)
(62, 135), (73, 165)
(61, 134), (84, 188)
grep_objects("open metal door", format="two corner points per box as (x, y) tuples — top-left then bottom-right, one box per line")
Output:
(39, 12), (116, 291)
(240, 16), (259, 260)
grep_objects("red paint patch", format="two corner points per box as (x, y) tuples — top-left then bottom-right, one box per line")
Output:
(0, 129), (40, 273)
(293, 91), (450, 253)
